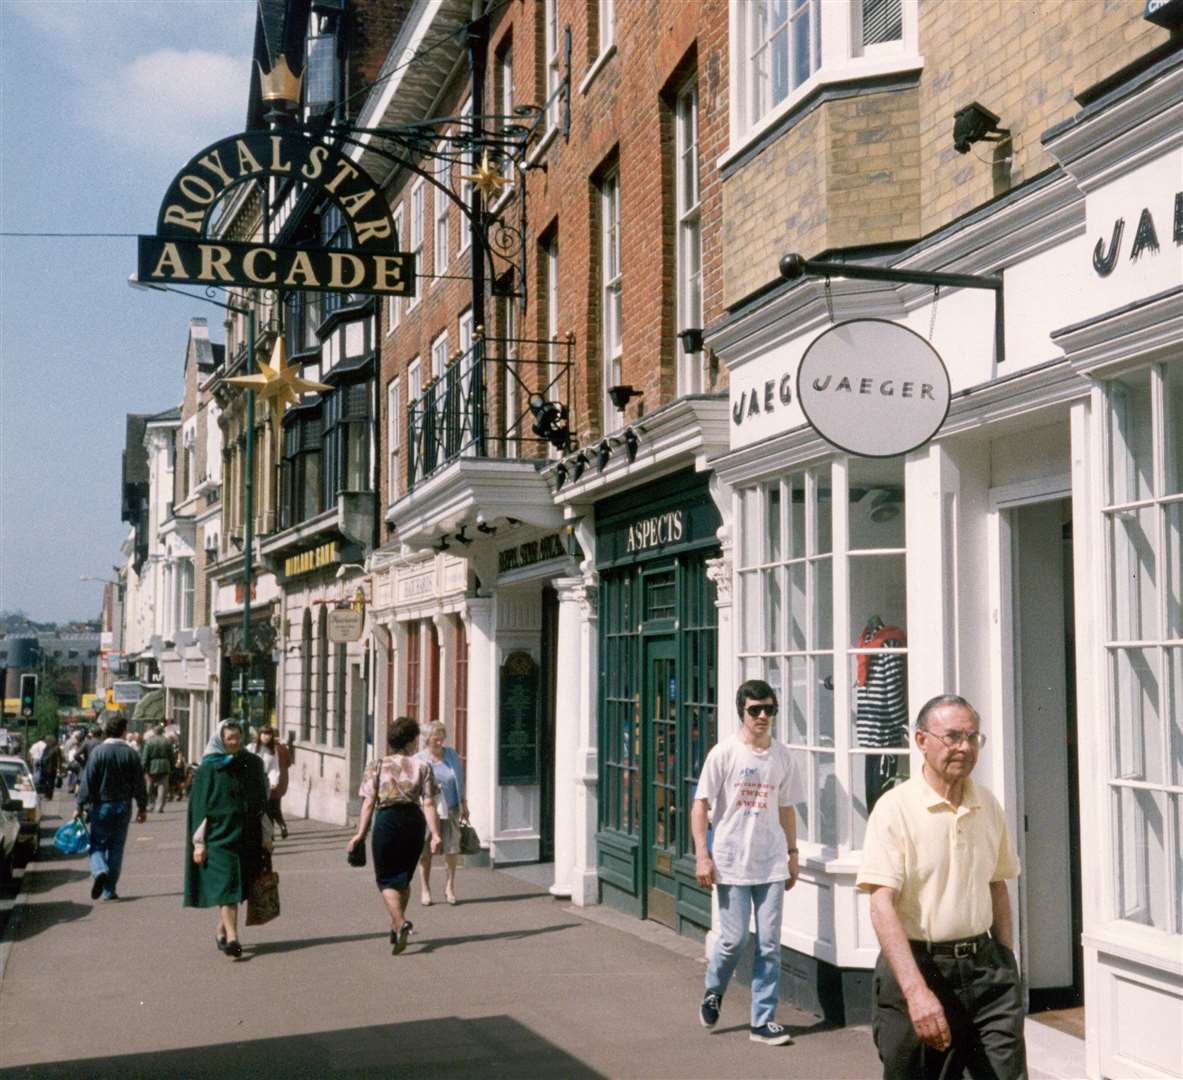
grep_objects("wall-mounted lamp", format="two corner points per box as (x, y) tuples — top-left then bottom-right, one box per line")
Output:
(677, 328), (704, 354)
(624, 428), (640, 463)
(476, 518), (497, 535)
(454, 525), (473, 546)
(953, 102), (1009, 154)
(572, 452), (588, 482)
(528, 392), (572, 451)
(607, 384), (643, 412)
(555, 461), (568, 490)
(435, 535), (450, 552)
(596, 440), (611, 472)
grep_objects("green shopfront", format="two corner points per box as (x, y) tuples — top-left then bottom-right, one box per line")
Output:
(595, 471), (721, 937)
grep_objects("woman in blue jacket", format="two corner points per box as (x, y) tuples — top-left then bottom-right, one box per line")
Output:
(415, 721), (467, 905)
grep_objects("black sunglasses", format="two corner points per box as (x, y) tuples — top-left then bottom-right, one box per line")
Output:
(745, 704), (778, 718)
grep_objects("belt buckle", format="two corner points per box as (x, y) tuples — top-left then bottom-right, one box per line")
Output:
(953, 940), (975, 959)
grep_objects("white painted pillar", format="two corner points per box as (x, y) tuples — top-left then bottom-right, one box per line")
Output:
(462, 598), (496, 853)
(571, 572), (600, 906)
(549, 576), (584, 898)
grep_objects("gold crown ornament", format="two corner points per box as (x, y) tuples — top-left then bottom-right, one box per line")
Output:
(257, 54), (303, 104)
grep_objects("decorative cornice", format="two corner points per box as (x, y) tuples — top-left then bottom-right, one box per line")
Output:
(1050, 285), (1183, 376)
(704, 554), (733, 608)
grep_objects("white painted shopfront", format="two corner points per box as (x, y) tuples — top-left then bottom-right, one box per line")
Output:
(707, 53), (1181, 1077)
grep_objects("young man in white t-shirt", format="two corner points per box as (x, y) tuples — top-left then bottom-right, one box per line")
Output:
(691, 678), (801, 1046)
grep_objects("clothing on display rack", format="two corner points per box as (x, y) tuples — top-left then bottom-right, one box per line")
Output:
(854, 615), (908, 812)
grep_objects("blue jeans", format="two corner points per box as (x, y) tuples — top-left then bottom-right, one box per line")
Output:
(88, 800), (132, 898)
(705, 881), (785, 1027)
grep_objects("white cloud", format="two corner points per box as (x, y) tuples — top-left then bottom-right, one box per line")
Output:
(82, 48), (252, 163)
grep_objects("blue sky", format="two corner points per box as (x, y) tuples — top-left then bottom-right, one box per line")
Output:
(0, 1), (255, 622)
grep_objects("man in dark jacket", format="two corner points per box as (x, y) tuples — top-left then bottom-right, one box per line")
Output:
(76, 713), (148, 902)
(141, 724), (174, 813)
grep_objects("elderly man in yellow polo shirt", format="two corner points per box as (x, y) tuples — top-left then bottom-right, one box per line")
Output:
(857, 694), (1026, 1080)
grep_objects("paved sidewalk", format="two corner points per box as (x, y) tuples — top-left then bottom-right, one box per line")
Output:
(0, 794), (882, 1079)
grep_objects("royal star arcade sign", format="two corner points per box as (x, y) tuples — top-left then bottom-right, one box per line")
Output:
(138, 131), (414, 297)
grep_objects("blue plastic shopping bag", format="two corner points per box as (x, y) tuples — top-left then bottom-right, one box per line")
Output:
(53, 819), (90, 856)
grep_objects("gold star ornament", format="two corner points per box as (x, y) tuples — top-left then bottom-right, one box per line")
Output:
(461, 150), (511, 203)
(227, 336), (332, 409)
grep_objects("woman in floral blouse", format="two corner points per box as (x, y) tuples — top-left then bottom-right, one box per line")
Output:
(348, 716), (442, 954)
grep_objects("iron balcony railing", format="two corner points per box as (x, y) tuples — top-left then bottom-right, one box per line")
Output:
(406, 332), (575, 491)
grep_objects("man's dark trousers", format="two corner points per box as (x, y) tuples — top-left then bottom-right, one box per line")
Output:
(872, 940), (1027, 1080)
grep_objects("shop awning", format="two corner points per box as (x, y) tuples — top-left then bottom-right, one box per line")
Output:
(133, 688), (165, 723)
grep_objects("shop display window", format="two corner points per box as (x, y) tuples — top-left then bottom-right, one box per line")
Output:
(735, 458), (908, 852)
(1102, 362), (1183, 934)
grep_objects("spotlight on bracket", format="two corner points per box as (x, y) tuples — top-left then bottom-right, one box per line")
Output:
(476, 518), (497, 535)
(555, 462), (568, 490)
(953, 102), (1009, 154)
(435, 535), (450, 552)
(607, 384), (643, 412)
(624, 428), (639, 463)
(677, 328), (704, 354)
(572, 452), (588, 482)
(597, 440), (611, 472)
(455, 525), (473, 546)
(528, 392), (572, 451)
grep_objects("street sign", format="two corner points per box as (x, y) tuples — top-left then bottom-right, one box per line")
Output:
(112, 681), (144, 704)
(327, 607), (364, 643)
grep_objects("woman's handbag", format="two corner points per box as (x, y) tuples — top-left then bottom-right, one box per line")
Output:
(246, 853), (280, 925)
(347, 839), (367, 867)
(458, 819), (481, 856)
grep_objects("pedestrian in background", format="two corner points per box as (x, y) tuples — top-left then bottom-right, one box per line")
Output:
(858, 694), (1025, 1080)
(36, 735), (62, 799)
(248, 725), (289, 839)
(691, 678), (802, 1047)
(63, 730), (84, 795)
(75, 712), (148, 902)
(141, 723), (173, 814)
(416, 720), (467, 906)
(184, 719), (273, 959)
(347, 716), (442, 955)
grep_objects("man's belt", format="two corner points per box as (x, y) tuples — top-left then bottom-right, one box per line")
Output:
(910, 932), (992, 959)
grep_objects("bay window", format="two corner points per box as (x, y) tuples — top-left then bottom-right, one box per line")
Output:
(281, 410), (323, 528)
(731, 0), (917, 149)
(323, 381), (372, 500)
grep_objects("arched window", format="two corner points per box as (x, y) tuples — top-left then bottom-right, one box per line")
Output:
(316, 605), (328, 743)
(300, 609), (313, 741)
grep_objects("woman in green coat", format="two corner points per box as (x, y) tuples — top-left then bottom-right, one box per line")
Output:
(184, 720), (273, 958)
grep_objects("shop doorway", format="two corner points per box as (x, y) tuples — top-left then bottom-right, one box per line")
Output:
(644, 634), (679, 928)
(1011, 498), (1084, 1019)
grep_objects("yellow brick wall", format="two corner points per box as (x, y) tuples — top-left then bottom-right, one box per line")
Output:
(720, 0), (1171, 307)
(918, 0), (1171, 232)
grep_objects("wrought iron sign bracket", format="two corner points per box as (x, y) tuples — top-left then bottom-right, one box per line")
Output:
(779, 253), (1006, 365)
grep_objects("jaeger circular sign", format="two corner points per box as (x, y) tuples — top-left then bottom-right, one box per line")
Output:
(796, 319), (951, 458)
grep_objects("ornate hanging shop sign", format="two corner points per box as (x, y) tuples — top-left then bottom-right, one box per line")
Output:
(797, 319), (951, 458)
(137, 131), (415, 296)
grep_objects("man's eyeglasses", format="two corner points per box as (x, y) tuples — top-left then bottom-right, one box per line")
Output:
(923, 729), (987, 749)
(744, 704), (778, 718)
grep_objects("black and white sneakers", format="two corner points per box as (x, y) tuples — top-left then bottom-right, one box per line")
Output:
(699, 992), (722, 1029)
(749, 1021), (793, 1045)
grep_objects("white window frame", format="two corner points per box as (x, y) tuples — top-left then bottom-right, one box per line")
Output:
(387, 376), (400, 502)
(434, 146), (450, 277)
(458, 98), (473, 253)
(597, 0), (616, 56)
(675, 80), (703, 397)
(431, 330), (449, 383)
(600, 170), (622, 435)
(545, 0), (562, 132)
(1099, 363), (1183, 935)
(726, 0), (921, 162)
(501, 295), (519, 457)
(409, 180), (426, 308)
(407, 357), (421, 407)
(386, 204), (405, 331)
(498, 47), (515, 181)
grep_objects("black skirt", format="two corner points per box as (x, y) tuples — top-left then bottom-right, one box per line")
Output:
(371, 803), (426, 890)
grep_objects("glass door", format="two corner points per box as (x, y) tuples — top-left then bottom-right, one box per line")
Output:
(645, 635), (678, 927)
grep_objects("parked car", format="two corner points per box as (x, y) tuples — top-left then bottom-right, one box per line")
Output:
(0, 755), (40, 866)
(0, 773), (23, 884)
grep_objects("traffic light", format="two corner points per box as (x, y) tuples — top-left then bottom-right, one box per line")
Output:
(19, 673), (37, 718)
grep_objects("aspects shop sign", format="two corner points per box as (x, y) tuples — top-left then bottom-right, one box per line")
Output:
(797, 319), (951, 458)
(138, 131), (414, 297)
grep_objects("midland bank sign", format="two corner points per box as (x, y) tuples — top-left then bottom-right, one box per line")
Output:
(137, 131), (414, 297)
